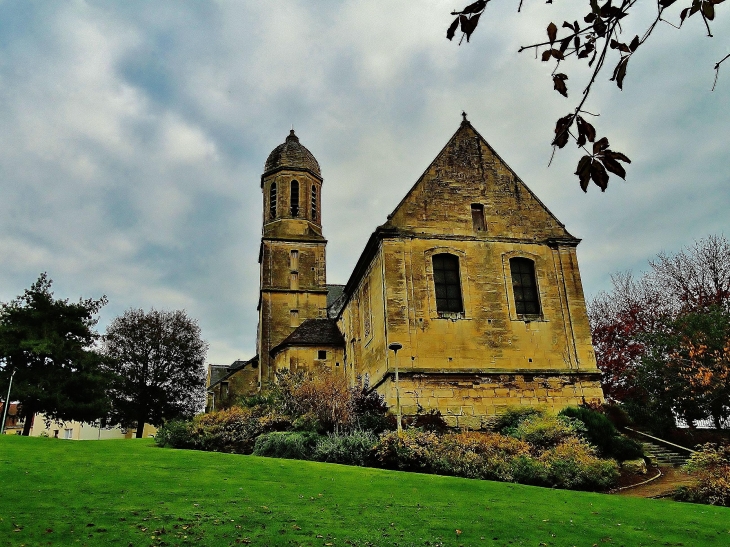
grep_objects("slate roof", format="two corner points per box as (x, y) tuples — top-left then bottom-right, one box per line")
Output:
(207, 364), (230, 387)
(264, 130), (321, 178)
(326, 284), (347, 319)
(270, 318), (345, 357)
(207, 356), (259, 390)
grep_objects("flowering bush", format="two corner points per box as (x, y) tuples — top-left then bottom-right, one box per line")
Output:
(675, 444), (730, 506)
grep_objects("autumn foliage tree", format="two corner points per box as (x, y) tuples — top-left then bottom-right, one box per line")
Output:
(589, 235), (730, 428)
(447, 0), (727, 192)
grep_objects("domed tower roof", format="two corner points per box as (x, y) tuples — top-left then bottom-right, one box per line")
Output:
(263, 130), (321, 179)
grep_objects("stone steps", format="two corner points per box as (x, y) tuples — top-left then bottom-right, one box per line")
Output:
(641, 440), (690, 466)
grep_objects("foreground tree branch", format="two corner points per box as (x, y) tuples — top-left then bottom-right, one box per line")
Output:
(447, 0), (726, 192)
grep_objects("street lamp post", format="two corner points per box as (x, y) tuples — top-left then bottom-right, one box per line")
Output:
(388, 342), (403, 434)
(1, 368), (17, 436)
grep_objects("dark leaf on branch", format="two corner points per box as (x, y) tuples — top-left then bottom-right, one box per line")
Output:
(590, 0), (601, 14)
(577, 116), (596, 143)
(629, 35), (640, 51)
(551, 48), (565, 60)
(602, 156), (627, 179)
(659, 0), (678, 6)
(455, 0), (487, 14)
(560, 37), (571, 53)
(589, 50), (598, 66)
(574, 36), (581, 49)
(563, 21), (575, 31)
(599, 0), (614, 17)
(590, 160), (610, 191)
(610, 39), (631, 53)
(689, 2), (702, 17)
(578, 43), (595, 58)
(613, 57), (629, 89)
(680, 7), (690, 23)
(542, 49), (552, 61)
(460, 12), (483, 42)
(576, 155), (593, 192)
(703, 1), (716, 20)
(593, 137), (610, 153)
(604, 150), (631, 163)
(574, 20), (580, 31)
(547, 22), (558, 43)
(447, 17), (460, 40)
(594, 17), (607, 37)
(584, 12), (596, 23)
(553, 73), (569, 97)
(552, 115), (573, 148)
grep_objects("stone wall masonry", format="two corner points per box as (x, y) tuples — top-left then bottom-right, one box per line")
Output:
(378, 371), (603, 429)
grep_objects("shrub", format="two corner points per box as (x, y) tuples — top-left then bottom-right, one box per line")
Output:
(607, 434), (644, 462)
(349, 381), (393, 434)
(190, 406), (291, 454)
(539, 438), (620, 491)
(510, 455), (550, 486)
(253, 431), (322, 460)
(558, 406), (643, 461)
(601, 402), (633, 429)
(313, 430), (378, 466)
(675, 443), (730, 506)
(492, 406), (545, 434)
(154, 419), (195, 449)
(406, 409), (449, 433)
(509, 414), (585, 450)
(432, 432), (531, 481)
(374, 430), (439, 472)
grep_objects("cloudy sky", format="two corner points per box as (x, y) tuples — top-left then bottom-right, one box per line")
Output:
(0, 1), (728, 365)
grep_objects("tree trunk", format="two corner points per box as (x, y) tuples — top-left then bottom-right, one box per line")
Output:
(22, 411), (34, 436)
(135, 419), (145, 438)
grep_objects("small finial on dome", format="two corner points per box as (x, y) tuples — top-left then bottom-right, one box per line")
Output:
(286, 128), (299, 142)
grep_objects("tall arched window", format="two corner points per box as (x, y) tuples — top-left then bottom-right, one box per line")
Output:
(510, 257), (540, 315)
(432, 253), (463, 313)
(290, 180), (300, 217)
(269, 182), (277, 220)
(311, 185), (318, 221)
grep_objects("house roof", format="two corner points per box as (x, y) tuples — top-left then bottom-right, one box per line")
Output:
(270, 318), (345, 357)
(207, 356), (259, 390)
(263, 130), (322, 180)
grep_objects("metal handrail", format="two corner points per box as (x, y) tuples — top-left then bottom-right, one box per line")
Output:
(624, 427), (696, 454)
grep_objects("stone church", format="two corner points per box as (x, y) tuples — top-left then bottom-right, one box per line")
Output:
(208, 115), (604, 427)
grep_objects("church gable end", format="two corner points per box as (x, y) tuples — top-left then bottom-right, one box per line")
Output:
(387, 120), (573, 242)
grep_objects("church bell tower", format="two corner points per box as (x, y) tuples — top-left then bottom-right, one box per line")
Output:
(257, 130), (328, 384)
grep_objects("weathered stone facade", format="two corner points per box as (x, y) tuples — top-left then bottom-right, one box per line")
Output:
(241, 117), (603, 424)
(257, 130), (328, 384)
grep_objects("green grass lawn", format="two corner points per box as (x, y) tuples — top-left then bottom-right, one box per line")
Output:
(0, 436), (728, 546)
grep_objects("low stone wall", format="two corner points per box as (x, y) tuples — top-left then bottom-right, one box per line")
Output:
(375, 370), (604, 429)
